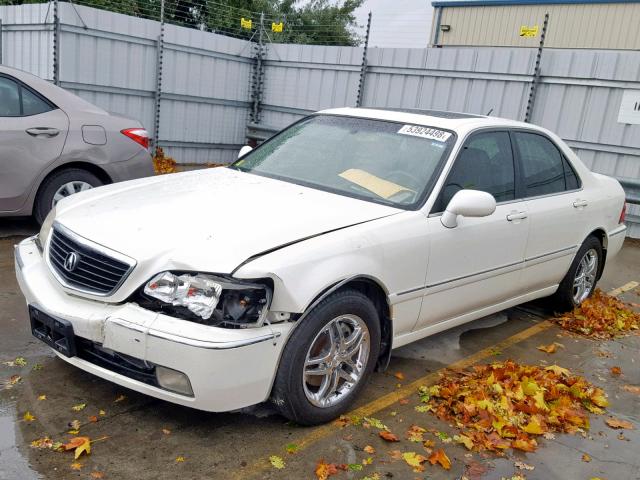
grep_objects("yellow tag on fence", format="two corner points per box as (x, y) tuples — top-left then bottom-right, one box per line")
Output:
(519, 25), (539, 37)
(241, 17), (252, 30)
(271, 22), (283, 32)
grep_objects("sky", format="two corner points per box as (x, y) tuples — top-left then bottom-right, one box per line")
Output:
(354, 0), (434, 48)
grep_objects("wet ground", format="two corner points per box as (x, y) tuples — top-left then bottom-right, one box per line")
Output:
(1, 217), (639, 480)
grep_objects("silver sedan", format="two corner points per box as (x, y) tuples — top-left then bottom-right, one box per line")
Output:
(0, 65), (154, 223)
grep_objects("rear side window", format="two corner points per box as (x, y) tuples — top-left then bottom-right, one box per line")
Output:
(0, 75), (54, 117)
(563, 156), (581, 190)
(436, 130), (515, 210)
(22, 87), (53, 116)
(513, 132), (570, 197)
(0, 77), (21, 116)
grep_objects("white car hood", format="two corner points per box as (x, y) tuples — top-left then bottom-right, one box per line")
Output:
(54, 167), (400, 274)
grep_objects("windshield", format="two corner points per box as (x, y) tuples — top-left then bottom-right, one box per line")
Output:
(232, 115), (456, 208)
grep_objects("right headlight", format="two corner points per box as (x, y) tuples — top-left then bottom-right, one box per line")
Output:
(142, 271), (271, 327)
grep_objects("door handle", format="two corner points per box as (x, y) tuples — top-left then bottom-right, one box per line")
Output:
(26, 127), (60, 137)
(573, 199), (588, 208)
(506, 211), (528, 221)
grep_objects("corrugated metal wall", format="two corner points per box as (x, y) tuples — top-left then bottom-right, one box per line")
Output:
(0, 3), (52, 79)
(434, 3), (640, 49)
(1, 4), (638, 235)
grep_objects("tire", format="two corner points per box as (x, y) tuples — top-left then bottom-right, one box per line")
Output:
(552, 235), (603, 312)
(271, 289), (381, 425)
(34, 168), (103, 224)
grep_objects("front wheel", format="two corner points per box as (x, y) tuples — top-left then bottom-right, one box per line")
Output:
(271, 289), (380, 425)
(553, 236), (602, 311)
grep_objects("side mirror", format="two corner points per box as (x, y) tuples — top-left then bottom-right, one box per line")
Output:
(440, 189), (496, 228)
(238, 145), (253, 159)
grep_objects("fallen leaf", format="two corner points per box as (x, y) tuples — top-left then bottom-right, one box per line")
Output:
(175, 456), (185, 463)
(582, 453), (591, 462)
(378, 431), (399, 442)
(114, 395), (126, 403)
(611, 366), (622, 376)
(399, 399), (409, 405)
(454, 434), (474, 450)
(406, 425), (426, 442)
(537, 343), (558, 354)
(394, 372), (405, 381)
(605, 418), (634, 429)
(88, 415), (98, 423)
(162, 428), (171, 435)
(402, 452), (427, 472)
(622, 385), (640, 395)
(269, 455), (285, 469)
(70, 420), (81, 430)
(32, 363), (43, 371)
(99, 410), (106, 416)
(514, 461), (535, 470)
(90, 472), (104, 479)
(70, 462), (82, 471)
(37, 394), (46, 401)
(388, 450), (402, 461)
(347, 463), (363, 471)
(315, 459), (338, 480)
(31, 437), (54, 449)
(428, 449), (451, 470)
(68, 430), (80, 435)
(23, 411), (36, 422)
(363, 417), (386, 430)
(362, 457), (373, 465)
(64, 436), (91, 460)
(363, 445), (375, 454)
(285, 443), (298, 454)
(71, 403), (86, 412)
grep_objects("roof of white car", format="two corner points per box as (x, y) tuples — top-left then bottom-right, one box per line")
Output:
(319, 107), (538, 133)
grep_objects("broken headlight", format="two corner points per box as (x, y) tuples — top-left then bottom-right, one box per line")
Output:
(142, 272), (271, 327)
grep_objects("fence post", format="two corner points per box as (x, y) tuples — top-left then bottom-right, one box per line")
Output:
(153, 0), (165, 152)
(250, 12), (266, 125)
(356, 11), (372, 108)
(53, 0), (60, 85)
(524, 13), (549, 123)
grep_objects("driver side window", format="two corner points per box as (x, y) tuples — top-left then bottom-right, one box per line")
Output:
(435, 131), (515, 212)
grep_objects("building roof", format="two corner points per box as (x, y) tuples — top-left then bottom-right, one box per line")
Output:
(432, 0), (639, 7)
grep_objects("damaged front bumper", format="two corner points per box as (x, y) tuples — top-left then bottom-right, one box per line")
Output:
(15, 236), (292, 412)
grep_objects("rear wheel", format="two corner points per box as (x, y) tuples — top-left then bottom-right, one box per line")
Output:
(552, 236), (602, 311)
(271, 289), (380, 425)
(34, 168), (102, 223)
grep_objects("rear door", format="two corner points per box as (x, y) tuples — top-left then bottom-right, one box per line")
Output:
(512, 130), (587, 291)
(0, 74), (69, 212)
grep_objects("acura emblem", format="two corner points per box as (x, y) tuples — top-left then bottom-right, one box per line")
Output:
(64, 251), (79, 272)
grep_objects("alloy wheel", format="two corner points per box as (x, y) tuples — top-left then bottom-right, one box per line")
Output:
(303, 314), (370, 408)
(52, 181), (94, 208)
(573, 248), (598, 304)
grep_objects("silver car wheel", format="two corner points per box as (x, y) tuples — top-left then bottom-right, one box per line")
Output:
(52, 181), (94, 208)
(573, 248), (598, 304)
(303, 314), (370, 408)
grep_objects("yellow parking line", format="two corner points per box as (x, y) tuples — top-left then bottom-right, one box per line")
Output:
(234, 283), (631, 479)
(608, 281), (639, 297)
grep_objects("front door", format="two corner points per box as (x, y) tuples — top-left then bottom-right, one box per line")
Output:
(0, 75), (68, 212)
(416, 130), (530, 329)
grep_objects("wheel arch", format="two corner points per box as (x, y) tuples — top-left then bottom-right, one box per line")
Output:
(586, 228), (607, 280)
(300, 275), (393, 371)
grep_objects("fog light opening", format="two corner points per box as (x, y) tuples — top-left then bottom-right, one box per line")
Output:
(155, 366), (194, 397)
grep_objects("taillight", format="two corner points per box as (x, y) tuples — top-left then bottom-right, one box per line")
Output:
(619, 203), (626, 224)
(121, 128), (149, 150)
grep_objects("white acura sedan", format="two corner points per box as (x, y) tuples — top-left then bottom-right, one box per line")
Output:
(15, 108), (627, 425)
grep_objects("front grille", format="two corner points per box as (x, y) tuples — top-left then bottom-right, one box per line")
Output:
(48, 225), (134, 295)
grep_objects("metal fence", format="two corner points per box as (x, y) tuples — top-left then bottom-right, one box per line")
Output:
(1, 2), (639, 235)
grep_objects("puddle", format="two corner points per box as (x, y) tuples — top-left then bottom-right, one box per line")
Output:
(0, 396), (42, 480)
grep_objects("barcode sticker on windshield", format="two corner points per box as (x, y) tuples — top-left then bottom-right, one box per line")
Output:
(397, 125), (451, 142)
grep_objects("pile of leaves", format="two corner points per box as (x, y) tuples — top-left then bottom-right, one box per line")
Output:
(152, 147), (177, 174)
(420, 360), (608, 453)
(556, 289), (640, 339)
